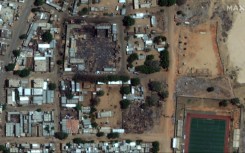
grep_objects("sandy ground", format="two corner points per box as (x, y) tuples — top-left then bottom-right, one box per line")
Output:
(227, 0), (245, 83)
(178, 22), (223, 77)
(96, 85), (122, 128)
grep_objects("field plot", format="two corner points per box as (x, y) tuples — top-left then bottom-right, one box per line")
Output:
(185, 113), (230, 153)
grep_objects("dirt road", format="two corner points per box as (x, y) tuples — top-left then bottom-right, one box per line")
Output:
(160, 5), (178, 153)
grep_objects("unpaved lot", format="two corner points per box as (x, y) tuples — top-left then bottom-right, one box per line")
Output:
(178, 22), (223, 77)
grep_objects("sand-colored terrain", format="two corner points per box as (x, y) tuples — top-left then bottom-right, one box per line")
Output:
(227, 0), (245, 83)
(178, 23), (223, 77)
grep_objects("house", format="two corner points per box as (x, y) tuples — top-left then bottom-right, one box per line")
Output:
(119, 0), (126, 3)
(133, 0), (139, 9)
(61, 119), (79, 134)
(97, 111), (113, 118)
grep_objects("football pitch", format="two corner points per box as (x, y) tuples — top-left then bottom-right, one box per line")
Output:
(188, 118), (226, 153)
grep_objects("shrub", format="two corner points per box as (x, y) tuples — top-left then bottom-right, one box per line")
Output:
(146, 95), (160, 107)
(120, 99), (131, 109)
(149, 81), (163, 92)
(120, 86), (131, 95)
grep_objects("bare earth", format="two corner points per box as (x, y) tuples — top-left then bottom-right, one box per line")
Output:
(227, 0), (245, 83)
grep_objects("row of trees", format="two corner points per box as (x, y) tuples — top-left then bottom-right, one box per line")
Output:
(219, 98), (240, 107)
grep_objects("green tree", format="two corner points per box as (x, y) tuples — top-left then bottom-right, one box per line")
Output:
(153, 36), (167, 44)
(0, 145), (9, 153)
(73, 138), (84, 144)
(75, 104), (81, 111)
(57, 60), (64, 65)
(120, 99), (131, 109)
(135, 65), (160, 74)
(90, 97), (101, 106)
(176, 0), (187, 6)
(231, 98), (240, 105)
(206, 87), (214, 92)
(126, 139), (132, 143)
(91, 121), (98, 128)
(158, 0), (176, 6)
(127, 53), (138, 64)
(120, 86), (131, 95)
(152, 141), (160, 153)
(44, 125), (50, 133)
(96, 90), (105, 97)
(65, 92), (74, 99)
(13, 50), (21, 57)
(119, 75), (130, 82)
(34, 0), (45, 6)
(219, 100), (228, 107)
(54, 132), (68, 140)
(19, 34), (28, 40)
(48, 83), (56, 90)
(31, 7), (41, 12)
(96, 132), (105, 137)
(78, 7), (89, 16)
(159, 50), (169, 69)
(42, 31), (53, 43)
(146, 55), (155, 61)
(18, 68), (31, 77)
(149, 81), (163, 92)
(107, 132), (120, 139)
(123, 16), (135, 26)
(131, 78), (140, 86)
(158, 91), (168, 100)
(36, 108), (42, 112)
(5, 63), (15, 71)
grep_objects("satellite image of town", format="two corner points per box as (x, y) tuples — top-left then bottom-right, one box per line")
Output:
(0, 0), (244, 153)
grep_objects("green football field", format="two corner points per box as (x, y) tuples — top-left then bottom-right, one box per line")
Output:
(188, 118), (226, 153)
